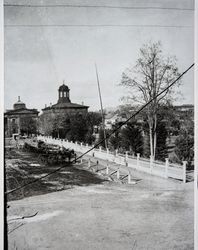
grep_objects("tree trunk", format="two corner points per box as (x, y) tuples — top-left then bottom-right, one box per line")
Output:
(149, 127), (153, 158)
(153, 114), (157, 159)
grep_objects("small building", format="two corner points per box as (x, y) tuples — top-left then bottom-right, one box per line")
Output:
(105, 113), (127, 130)
(4, 97), (39, 138)
(174, 104), (194, 113)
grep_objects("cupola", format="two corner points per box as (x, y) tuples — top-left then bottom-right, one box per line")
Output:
(13, 96), (26, 110)
(58, 82), (71, 103)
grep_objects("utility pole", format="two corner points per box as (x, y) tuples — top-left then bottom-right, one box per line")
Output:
(95, 64), (108, 149)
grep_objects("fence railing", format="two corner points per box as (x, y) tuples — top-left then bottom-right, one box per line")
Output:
(37, 135), (187, 183)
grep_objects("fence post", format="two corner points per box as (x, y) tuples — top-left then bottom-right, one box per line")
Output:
(115, 149), (118, 157)
(125, 151), (128, 162)
(99, 146), (102, 152)
(128, 172), (131, 184)
(137, 153), (140, 169)
(182, 161), (187, 183)
(117, 168), (120, 179)
(150, 155), (153, 173)
(106, 148), (109, 160)
(165, 158), (169, 178)
(106, 163), (109, 175)
(88, 158), (91, 168)
(120, 156), (123, 165)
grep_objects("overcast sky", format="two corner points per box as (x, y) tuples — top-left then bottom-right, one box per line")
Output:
(4, 0), (194, 112)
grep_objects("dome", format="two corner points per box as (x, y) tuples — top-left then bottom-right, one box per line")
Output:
(58, 84), (70, 92)
(13, 96), (26, 110)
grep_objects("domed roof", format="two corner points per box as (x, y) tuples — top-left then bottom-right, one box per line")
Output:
(58, 84), (70, 91)
(13, 96), (26, 110)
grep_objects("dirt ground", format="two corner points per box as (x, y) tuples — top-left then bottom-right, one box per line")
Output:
(6, 149), (194, 250)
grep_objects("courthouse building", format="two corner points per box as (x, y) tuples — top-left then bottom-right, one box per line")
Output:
(4, 97), (39, 137)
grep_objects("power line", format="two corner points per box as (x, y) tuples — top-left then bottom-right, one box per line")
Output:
(4, 24), (192, 28)
(5, 63), (194, 196)
(3, 4), (194, 11)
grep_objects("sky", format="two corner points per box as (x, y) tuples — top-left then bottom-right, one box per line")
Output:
(4, 0), (194, 112)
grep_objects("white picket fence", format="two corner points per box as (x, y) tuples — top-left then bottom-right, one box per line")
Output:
(37, 135), (187, 183)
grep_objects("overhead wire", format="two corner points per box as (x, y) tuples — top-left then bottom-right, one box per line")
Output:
(5, 63), (194, 196)
(3, 4), (194, 11)
(4, 24), (192, 28)
(4, 3), (193, 28)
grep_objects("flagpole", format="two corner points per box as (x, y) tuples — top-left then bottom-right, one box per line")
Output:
(95, 64), (108, 149)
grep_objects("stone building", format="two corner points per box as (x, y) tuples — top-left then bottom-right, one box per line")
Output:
(4, 97), (39, 138)
(42, 83), (89, 117)
(39, 83), (89, 137)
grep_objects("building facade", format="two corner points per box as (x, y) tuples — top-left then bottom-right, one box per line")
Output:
(42, 84), (89, 117)
(4, 97), (39, 138)
(40, 84), (89, 136)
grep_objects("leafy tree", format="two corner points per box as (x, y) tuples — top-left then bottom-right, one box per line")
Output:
(174, 119), (194, 167)
(84, 131), (95, 145)
(120, 41), (180, 159)
(20, 116), (37, 135)
(174, 130), (194, 167)
(86, 112), (102, 129)
(155, 121), (168, 161)
(98, 128), (111, 149)
(63, 113), (88, 142)
(109, 123), (122, 150)
(120, 121), (144, 155)
(38, 111), (102, 143)
(52, 115), (71, 138)
(38, 114), (54, 136)
(85, 112), (102, 144)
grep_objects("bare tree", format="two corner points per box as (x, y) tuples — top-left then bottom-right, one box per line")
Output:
(120, 41), (180, 159)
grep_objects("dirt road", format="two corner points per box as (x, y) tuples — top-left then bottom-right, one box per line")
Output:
(6, 149), (194, 249)
(7, 179), (193, 250)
